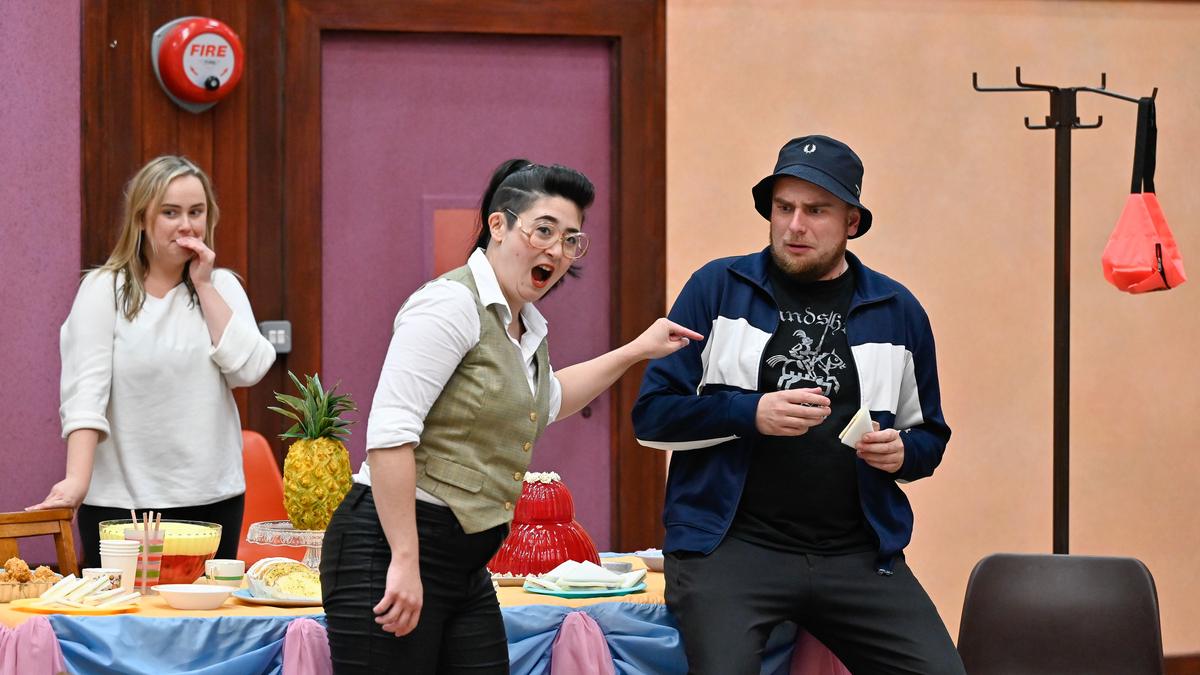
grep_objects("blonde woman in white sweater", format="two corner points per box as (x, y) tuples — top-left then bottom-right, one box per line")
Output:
(28, 156), (275, 563)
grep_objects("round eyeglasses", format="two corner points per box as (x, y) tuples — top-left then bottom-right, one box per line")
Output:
(505, 209), (590, 260)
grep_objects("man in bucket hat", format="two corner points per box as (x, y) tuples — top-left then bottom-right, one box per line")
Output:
(634, 136), (963, 674)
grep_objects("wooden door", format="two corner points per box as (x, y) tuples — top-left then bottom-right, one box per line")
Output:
(320, 32), (615, 546)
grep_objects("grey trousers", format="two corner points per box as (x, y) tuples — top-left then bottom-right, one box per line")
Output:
(665, 536), (966, 675)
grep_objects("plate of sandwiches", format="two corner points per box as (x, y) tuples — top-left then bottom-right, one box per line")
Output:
(521, 560), (647, 599)
(233, 558), (322, 607)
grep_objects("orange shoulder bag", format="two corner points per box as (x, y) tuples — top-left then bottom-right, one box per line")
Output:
(1101, 97), (1186, 293)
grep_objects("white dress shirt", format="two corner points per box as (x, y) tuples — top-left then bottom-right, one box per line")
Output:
(355, 249), (563, 505)
(60, 268), (276, 508)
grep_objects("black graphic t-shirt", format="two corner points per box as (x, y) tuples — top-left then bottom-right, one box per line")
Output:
(727, 259), (877, 555)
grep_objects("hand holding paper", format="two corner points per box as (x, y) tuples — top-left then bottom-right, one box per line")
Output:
(838, 406), (874, 448)
(845, 412), (905, 474)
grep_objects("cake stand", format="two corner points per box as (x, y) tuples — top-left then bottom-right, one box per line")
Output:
(246, 520), (325, 571)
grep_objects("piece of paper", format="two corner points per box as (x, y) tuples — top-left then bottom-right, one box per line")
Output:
(839, 406), (873, 448)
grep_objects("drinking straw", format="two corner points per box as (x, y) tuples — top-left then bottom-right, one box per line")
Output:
(141, 512), (150, 592)
(130, 509), (138, 529)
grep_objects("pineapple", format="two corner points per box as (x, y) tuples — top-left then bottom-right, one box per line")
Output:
(269, 372), (359, 531)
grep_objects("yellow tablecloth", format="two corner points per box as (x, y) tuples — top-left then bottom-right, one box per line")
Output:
(1, 556), (663, 628)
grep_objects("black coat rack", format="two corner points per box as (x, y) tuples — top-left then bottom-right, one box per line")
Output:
(973, 67), (1157, 555)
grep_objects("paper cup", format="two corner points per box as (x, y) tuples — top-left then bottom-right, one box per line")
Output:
(99, 553), (138, 592)
(205, 559), (245, 587)
(82, 567), (122, 591)
(99, 540), (140, 552)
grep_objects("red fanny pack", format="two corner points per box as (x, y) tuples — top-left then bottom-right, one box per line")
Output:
(1101, 97), (1186, 293)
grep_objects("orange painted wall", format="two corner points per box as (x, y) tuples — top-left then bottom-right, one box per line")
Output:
(666, 0), (1200, 654)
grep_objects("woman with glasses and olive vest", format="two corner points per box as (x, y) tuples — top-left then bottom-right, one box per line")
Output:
(320, 160), (701, 674)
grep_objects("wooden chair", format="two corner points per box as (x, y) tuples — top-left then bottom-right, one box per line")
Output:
(958, 553), (1164, 675)
(0, 509), (80, 577)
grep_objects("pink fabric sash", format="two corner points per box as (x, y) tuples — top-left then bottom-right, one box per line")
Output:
(0, 616), (67, 675)
(790, 629), (851, 675)
(551, 610), (615, 675)
(282, 617), (332, 675)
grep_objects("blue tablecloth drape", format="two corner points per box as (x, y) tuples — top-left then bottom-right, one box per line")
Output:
(48, 605), (796, 675)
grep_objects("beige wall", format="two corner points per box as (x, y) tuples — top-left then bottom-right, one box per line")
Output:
(667, 0), (1200, 655)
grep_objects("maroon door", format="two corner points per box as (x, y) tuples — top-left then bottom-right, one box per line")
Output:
(321, 33), (613, 548)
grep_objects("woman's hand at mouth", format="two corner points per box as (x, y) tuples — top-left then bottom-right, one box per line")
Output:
(175, 236), (216, 286)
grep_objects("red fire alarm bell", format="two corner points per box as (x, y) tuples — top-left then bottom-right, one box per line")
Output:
(151, 17), (244, 114)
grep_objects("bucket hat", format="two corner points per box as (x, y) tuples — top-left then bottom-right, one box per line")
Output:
(752, 135), (873, 238)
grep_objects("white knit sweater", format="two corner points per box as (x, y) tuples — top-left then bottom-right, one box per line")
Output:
(59, 268), (275, 508)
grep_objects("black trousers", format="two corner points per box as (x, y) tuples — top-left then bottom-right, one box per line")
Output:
(76, 493), (245, 568)
(321, 484), (510, 675)
(665, 536), (966, 675)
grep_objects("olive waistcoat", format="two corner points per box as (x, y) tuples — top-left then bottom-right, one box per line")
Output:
(412, 265), (552, 534)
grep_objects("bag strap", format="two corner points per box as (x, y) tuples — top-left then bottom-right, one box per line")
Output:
(1131, 97), (1157, 194)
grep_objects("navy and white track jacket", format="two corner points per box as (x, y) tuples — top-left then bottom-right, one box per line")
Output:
(633, 248), (950, 573)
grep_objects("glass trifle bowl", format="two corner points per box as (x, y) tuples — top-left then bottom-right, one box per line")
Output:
(99, 519), (222, 585)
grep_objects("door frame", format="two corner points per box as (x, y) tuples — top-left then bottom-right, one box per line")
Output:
(283, 0), (667, 550)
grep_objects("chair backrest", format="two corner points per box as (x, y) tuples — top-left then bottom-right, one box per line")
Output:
(239, 430), (298, 565)
(0, 508), (80, 577)
(958, 553), (1164, 675)
(241, 430), (288, 540)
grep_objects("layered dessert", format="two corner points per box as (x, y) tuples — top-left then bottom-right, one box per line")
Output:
(99, 520), (221, 585)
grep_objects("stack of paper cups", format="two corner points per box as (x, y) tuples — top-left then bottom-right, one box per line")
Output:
(98, 540), (140, 593)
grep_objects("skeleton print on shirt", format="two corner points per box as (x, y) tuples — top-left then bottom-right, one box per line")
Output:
(765, 309), (848, 395)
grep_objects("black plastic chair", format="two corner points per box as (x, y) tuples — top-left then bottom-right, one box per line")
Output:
(958, 553), (1164, 675)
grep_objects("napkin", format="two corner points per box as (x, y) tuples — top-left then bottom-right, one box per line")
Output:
(618, 569), (647, 589)
(557, 561), (623, 589)
(542, 560), (581, 584)
(839, 406), (874, 448)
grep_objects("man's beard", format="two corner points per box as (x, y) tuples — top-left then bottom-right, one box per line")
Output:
(769, 235), (847, 283)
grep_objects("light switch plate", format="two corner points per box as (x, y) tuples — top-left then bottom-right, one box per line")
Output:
(258, 320), (292, 354)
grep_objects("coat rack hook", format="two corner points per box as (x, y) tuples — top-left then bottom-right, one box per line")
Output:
(971, 71), (1018, 92)
(1025, 116), (1053, 130)
(1074, 116), (1103, 130)
(974, 70), (1040, 93)
(1015, 67), (1057, 91)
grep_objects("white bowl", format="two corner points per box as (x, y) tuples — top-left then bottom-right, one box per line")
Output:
(152, 584), (233, 610)
(634, 549), (664, 573)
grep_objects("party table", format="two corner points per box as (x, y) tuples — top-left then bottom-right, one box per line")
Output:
(0, 556), (848, 675)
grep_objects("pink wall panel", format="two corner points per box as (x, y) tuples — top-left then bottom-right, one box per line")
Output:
(322, 33), (614, 548)
(0, 1), (82, 563)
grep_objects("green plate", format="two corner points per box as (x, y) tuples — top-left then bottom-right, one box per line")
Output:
(521, 581), (647, 599)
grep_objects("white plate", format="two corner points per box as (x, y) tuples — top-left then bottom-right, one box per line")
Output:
(522, 581), (648, 599)
(231, 588), (322, 607)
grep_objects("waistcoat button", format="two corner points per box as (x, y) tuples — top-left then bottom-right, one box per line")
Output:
(504, 502), (513, 511)
(523, 443), (531, 451)
(530, 412), (537, 421)
(513, 472), (522, 480)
